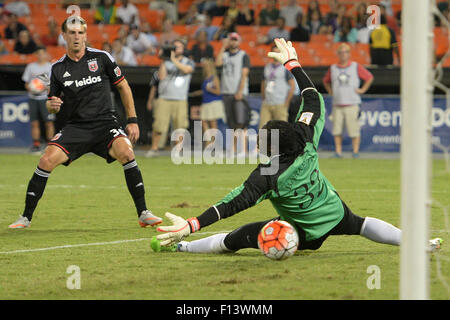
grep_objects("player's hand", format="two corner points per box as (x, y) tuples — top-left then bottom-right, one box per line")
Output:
(47, 96), (62, 114)
(267, 38), (298, 65)
(126, 123), (139, 144)
(156, 212), (200, 246)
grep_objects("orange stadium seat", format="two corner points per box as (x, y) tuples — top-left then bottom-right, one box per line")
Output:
(0, 53), (36, 65)
(140, 9), (165, 32)
(138, 55), (162, 67)
(46, 46), (66, 61)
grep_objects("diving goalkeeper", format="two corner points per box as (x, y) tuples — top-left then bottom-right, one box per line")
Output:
(155, 38), (442, 254)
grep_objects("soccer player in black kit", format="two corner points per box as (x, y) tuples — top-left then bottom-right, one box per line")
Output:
(9, 16), (163, 229)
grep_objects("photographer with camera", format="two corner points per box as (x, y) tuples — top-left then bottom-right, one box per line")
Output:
(146, 39), (195, 157)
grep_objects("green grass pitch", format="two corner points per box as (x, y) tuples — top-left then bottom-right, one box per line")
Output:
(0, 154), (448, 300)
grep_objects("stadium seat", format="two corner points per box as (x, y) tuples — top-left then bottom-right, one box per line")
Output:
(138, 55), (162, 67)
(0, 53), (36, 65)
(46, 46), (66, 61)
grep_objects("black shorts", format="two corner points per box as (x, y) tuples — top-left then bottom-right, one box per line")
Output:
(223, 200), (365, 252)
(296, 200), (365, 250)
(48, 119), (128, 166)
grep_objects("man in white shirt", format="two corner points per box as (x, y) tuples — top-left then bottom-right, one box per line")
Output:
(112, 38), (137, 66)
(126, 24), (155, 55)
(279, 0), (303, 28)
(116, 0), (140, 26)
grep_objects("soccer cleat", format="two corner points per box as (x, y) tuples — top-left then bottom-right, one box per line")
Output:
(332, 152), (343, 158)
(428, 238), (443, 252)
(8, 215), (31, 229)
(150, 236), (178, 252)
(138, 210), (162, 227)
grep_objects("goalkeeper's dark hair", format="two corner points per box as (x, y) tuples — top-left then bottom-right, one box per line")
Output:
(260, 120), (305, 158)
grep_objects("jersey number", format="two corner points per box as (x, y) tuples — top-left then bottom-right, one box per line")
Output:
(294, 169), (324, 210)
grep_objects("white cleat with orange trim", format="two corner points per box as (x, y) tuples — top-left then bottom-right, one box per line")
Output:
(138, 210), (162, 228)
(8, 215), (31, 229)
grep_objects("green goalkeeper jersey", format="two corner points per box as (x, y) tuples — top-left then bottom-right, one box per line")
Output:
(196, 66), (345, 241)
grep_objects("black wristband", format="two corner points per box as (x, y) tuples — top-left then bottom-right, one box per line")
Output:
(127, 117), (138, 124)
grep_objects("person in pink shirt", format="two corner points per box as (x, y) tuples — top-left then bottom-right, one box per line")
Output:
(322, 43), (373, 158)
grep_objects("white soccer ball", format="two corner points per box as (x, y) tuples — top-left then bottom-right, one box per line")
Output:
(29, 78), (46, 94)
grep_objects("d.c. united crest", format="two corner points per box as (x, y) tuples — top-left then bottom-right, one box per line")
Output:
(88, 60), (98, 72)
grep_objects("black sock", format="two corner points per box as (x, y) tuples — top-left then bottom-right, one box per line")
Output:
(123, 159), (147, 216)
(23, 167), (50, 221)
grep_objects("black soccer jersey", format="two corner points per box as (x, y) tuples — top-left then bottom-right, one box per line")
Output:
(48, 47), (125, 123)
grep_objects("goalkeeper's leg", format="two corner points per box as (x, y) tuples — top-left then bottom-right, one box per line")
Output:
(178, 219), (273, 253)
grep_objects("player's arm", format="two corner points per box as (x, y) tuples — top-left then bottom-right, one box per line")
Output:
(170, 52), (194, 74)
(235, 54), (250, 100)
(115, 78), (139, 144)
(268, 38), (325, 146)
(156, 167), (272, 246)
(46, 66), (63, 114)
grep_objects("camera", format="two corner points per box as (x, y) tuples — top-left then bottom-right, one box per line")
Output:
(161, 45), (176, 60)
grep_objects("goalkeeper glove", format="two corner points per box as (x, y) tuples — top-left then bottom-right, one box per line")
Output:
(156, 212), (200, 246)
(267, 38), (301, 70)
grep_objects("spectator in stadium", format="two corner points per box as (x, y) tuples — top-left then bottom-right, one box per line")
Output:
(150, 0), (178, 23)
(146, 39), (195, 158)
(14, 29), (37, 54)
(179, 3), (204, 26)
(215, 32), (250, 156)
(307, 10), (324, 35)
(94, 0), (117, 25)
(258, 16), (290, 45)
(41, 18), (59, 47)
(379, 3), (399, 35)
(159, 18), (180, 46)
(190, 58), (225, 147)
(22, 46), (54, 153)
(306, 0), (322, 24)
(112, 38), (137, 66)
(225, 0), (239, 21)
(256, 0), (279, 26)
(236, 0), (255, 26)
(116, 0), (140, 26)
(333, 16), (358, 43)
(140, 22), (159, 49)
(4, 12), (27, 40)
(259, 44), (295, 128)
(126, 24), (155, 56)
(153, 39), (445, 257)
(352, 2), (368, 29)
(194, 14), (219, 42)
(0, 38), (7, 55)
(207, 0), (228, 17)
(368, 14), (399, 66)
(4, 0), (30, 17)
(290, 13), (311, 42)
(280, 0), (304, 28)
(189, 30), (214, 64)
(146, 69), (165, 149)
(9, 16), (163, 230)
(102, 41), (112, 53)
(323, 0), (339, 33)
(116, 24), (130, 46)
(322, 43), (374, 158)
(213, 15), (236, 41)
